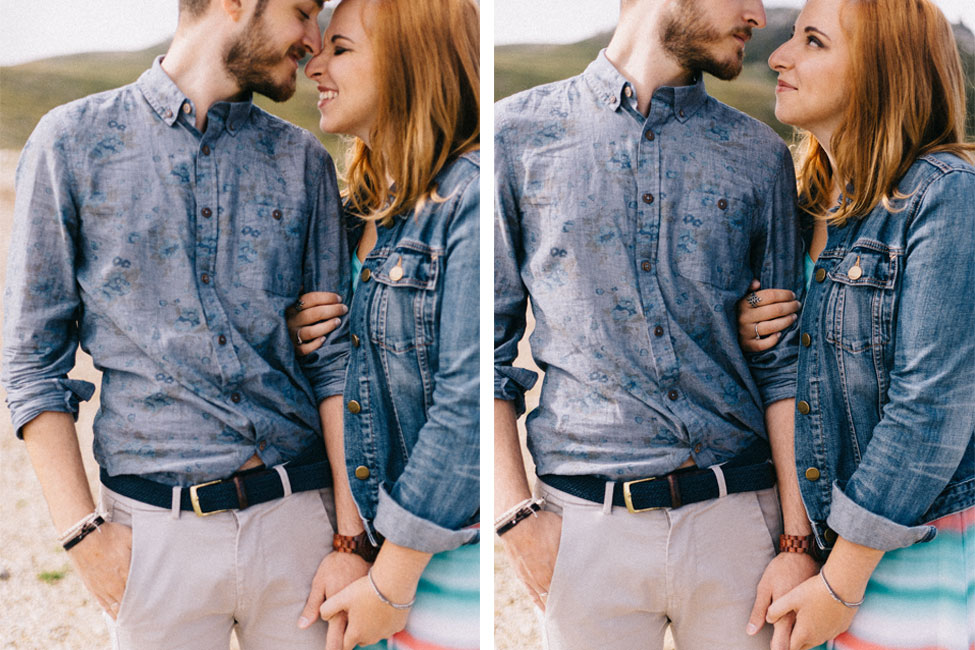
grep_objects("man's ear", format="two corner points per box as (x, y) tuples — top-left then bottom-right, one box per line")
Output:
(221, 0), (246, 22)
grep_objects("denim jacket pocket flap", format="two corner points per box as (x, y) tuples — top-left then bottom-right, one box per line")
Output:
(373, 243), (441, 291)
(826, 247), (897, 289)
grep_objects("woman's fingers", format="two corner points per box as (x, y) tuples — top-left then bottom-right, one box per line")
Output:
(741, 332), (782, 353)
(288, 301), (348, 328)
(739, 300), (802, 326)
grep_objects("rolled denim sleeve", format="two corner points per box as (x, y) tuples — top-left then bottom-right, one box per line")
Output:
(494, 115), (538, 415)
(373, 172), (479, 554)
(827, 170), (975, 551)
(2, 114), (96, 436)
(746, 145), (803, 406)
(297, 153), (350, 402)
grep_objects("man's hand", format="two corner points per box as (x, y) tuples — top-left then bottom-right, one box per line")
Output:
(746, 551), (819, 650)
(498, 509), (562, 610)
(67, 521), (132, 619)
(298, 551), (370, 638)
(318, 572), (411, 650)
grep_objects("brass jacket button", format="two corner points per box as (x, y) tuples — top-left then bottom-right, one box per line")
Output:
(805, 467), (821, 481)
(815, 268), (827, 282)
(797, 400), (811, 415)
(360, 268), (372, 283)
(351, 334), (360, 347)
(801, 333), (811, 347)
(347, 400), (361, 414)
(354, 465), (370, 480)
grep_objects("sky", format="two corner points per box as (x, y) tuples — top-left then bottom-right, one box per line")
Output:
(0, 0), (972, 65)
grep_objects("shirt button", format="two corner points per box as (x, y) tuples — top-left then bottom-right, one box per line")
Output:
(182, 103), (191, 114)
(360, 268), (372, 283)
(693, 443), (703, 453)
(668, 390), (679, 401)
(354, 465), (370, 480)
(258, 440), (267, 451)
(824, 528), (837, 543)
(718, 199), (728, 210)
(678, 109), (686, 118)
(218, 334), (227, 345)
(654, 325), (664, 337)
(347, 400), (361, 414)
(801, 333), (811, 347)
(230, 392), (241, 403)
(805, 467), (821, 481)
(815, 268), (827, 282)
(272, 209), (282, 220)
(351, 333), (360, 347)
(201, 273), (210, 284)
(201, 144), (210, 156)
(201, 207), (212, 218)
(642, 192), (654, 204)
(645, 130), (655, 141)
(797, 400), (811, 415)
(641, 261), (651, 272)
(164, 109), (173, 119)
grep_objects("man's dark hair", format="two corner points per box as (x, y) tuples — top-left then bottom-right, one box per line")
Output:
(178, 0), (271, 19)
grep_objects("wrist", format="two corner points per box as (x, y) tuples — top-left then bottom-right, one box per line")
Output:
(333, 531), (382, 563)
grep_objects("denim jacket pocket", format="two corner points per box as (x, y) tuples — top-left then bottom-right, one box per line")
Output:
(824, 245), (898, 354)
(369, 241), (441, 354)
(235, 199), (307, 297)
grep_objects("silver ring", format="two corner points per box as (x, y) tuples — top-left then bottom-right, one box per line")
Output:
(538, 592), (548, 599)
(747, 292), (761, 308)
(295, 327), (304, 346)
(754, 323), (762, 340)
(294, 299), (304, 312)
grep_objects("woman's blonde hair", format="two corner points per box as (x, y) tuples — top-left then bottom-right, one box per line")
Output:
(343, 0), (479, 224)
(795, 0), (974, 225)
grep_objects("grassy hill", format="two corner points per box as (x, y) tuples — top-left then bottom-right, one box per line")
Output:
(496, 9), (975, 142)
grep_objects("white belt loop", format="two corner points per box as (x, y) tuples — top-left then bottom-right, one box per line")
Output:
(171, 486), (182, 519)
(710, 464), (728, 498)
(602, 482), (614, 514)
(274, 465), (293, 498)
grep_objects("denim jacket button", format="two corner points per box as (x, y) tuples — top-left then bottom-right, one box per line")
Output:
(824, 528), (837, 543)
(347, 400), (361, 414)
(360, 268), (372, 283)
(805, 467), (821, 481)
(815, 268), (827, 282)
(801, 333), (811, 347)
(354, 465), (370, 480)
(797, 400), (811, 415)
(351, 333), (361, 348)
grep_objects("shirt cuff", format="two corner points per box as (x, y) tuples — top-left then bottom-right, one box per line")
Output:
(8, 378), (96, 438)
(826, 482), (936, 552)
(494, 366), (538, 416)
(373, 486), (479, 554)
(758, 377), (797, 408)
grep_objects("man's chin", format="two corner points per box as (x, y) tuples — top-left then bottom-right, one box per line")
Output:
(250, 77), (297, 103)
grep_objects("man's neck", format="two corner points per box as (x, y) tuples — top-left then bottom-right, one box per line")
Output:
(161, 27), (243, 133)
(605, 4), (694, 117)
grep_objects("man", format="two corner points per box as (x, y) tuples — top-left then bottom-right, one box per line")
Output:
(2, 1), (350, 647)
(494, 1), (816, 648)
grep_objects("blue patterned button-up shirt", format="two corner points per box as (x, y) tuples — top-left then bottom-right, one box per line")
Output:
(495, 52), (803, 480)
(3, 58), (348, 486)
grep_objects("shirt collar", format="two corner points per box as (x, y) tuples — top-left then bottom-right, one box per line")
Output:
(583, 49), (709, 123)
(137, 55), (253, 134)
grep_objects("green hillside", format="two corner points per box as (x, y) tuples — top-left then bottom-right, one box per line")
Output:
(496, 9), (975, 142)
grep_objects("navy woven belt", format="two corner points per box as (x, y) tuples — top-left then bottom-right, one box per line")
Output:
(539, 441), (776, 513)
(100, 440), (331, 516)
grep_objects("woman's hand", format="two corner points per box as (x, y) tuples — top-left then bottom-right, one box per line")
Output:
(736, 279), (801, 353)
(765, 570), (858, 650)
(286, 292), (347, 356)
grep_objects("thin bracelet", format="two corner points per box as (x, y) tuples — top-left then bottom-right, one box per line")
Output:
(819, 568), (864, 608)
(367, 567), (415, 610)
(62, 515), (105, 551)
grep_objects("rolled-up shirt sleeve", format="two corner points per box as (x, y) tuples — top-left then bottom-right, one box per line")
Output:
(373, 172), (480, 553)
(746, 144), (803, 406)
(494, 114), (538, 415)
(298, 153), (350, 402)
(2, 114), (96, 436)
(827, 170), (975, 551)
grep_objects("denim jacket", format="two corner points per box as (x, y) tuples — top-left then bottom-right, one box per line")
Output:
(795, 152), (975, 553)
(343, 152), (479, 554)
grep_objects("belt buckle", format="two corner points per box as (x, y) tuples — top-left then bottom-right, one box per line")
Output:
(189, 479), (228, 517)
(623, 476), (663, 513)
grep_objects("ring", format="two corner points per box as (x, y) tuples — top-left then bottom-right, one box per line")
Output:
(747, 292), (761, 308)
(538, 592), (548, 598)
(295, 327), (305, 346)
(754, 323), (763, 340)
(294, 299), (304, 312)
(109, 602), (120, 611)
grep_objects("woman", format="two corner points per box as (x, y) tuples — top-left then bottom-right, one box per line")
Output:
(738, 0), (975, 648)
(289, 0), (480, 648)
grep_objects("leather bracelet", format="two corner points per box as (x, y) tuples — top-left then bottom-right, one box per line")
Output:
(62, 515), (105, 551)
(333, 531), (382, 563)
(495, 498), (543, 536)
(367, 567), (415, 610)
(819, 568), (865, 608)
(778, 533), (815, 555)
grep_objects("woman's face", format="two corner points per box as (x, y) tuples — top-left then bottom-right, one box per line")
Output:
(304, 0), (379, 144)
(768, 0), (851, 147)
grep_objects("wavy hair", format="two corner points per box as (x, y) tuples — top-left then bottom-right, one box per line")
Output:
(343, 0), (479, 224)
(796, 0), (974, 225)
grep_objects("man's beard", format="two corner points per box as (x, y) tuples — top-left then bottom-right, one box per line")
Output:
(659, 0), (751, 81)
(224, 14), (304, 102)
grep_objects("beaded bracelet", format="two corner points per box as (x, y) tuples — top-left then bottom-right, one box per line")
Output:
(367, 567), (415, 610)
(819, 568), (864, 608)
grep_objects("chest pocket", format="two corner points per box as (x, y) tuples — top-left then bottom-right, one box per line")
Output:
(672, 190), (754, 290)
(368, 242), (441, 354)
(234, 199), (307, 297)
(823, 246), (898, 353)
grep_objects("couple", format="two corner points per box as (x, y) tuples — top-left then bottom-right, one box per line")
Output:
(3, 0), (479, 649)
(495, 0), (974, 649)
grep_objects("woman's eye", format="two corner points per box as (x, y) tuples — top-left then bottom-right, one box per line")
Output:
(807, 35), (823, 48)
(334, 47), (348, 55)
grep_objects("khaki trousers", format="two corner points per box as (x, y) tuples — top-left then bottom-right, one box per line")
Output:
(539, 480), (781, 650)
(100, 484), (334, 650)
